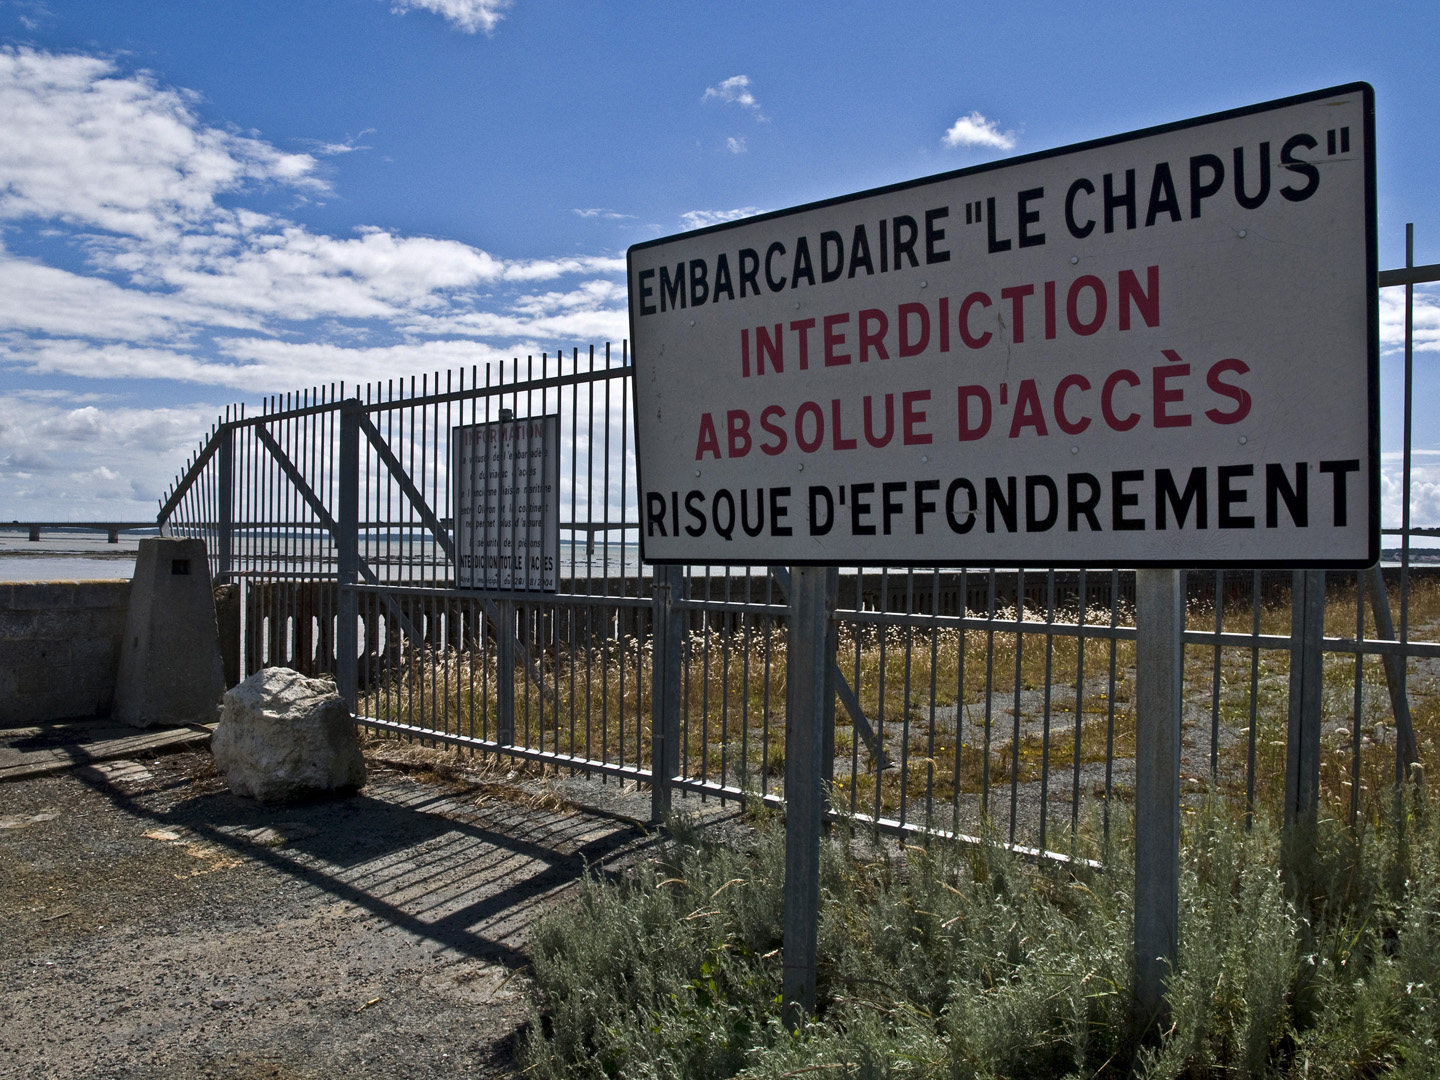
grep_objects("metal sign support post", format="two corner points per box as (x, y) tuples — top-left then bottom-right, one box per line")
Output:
(1285, 570), (1326, 828)
(651, 564), (684, 822)
(783, 564), (835, 1030)
(1133, 568), (1183, 1031)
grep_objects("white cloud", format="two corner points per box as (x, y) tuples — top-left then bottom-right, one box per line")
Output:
(0, 46), (637, 518)
(702, 75), (765, 119)
(942, 110), (1017, 151)
(1380, 285), (1440, 353)
(388, 0), (511, 34)
(215, 337), (532, 391)
(0, 47), (323, 242)
(118, 225), (513, 323)
(302, 130), (375, 157)
(573, 208), (633, 221)
(0, 337), (256, 386)
(400, 298), (629, 345)
(0, 48), (627, 338)
(1382, 452), (1440, 529)
(0, 396), (224, 517)
(0, 251), (251, 340)
(726, 136), (747, 154)
(679, 207), (764, 231)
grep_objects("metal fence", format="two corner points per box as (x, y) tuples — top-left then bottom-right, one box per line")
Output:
(160, 253), (1439, 855)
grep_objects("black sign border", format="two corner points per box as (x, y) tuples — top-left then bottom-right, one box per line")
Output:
(627, 82), (1379, 570)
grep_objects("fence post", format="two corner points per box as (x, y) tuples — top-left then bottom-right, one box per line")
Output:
(497, 599), (516, 745)
(651, 564), (684, 822)
(1134, 568), (1183, 1032)
(783, 564), (834, 1030)
(1285, 569), (1326, 827)
(336, 400), (359, 712)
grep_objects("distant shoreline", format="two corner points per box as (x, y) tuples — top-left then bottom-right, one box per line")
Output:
(2, 547), (1438, 587)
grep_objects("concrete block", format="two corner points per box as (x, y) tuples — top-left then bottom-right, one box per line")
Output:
(8, 583), (79, 610)
(215, 584), (242, 688)
(0, 609), (34, 640)
(7, 639), (61, 691)
(17, 656), (64, 696)
(67, 581), (130, 609)
(113, 538), (226, 729)
(71, 634), (122, 675)
(21, 608), (81, 640)
(29, 689), (105, 721)
(96, 582), (131, 607)
(92, 607), (130, 637)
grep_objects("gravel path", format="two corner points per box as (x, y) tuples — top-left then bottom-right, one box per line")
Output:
(0, 745), (663, 1079)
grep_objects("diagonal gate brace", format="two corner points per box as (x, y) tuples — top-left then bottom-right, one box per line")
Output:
(255, 423), (423, 647)
(770, 566), (892, 771)
(354, 414), (549, 697)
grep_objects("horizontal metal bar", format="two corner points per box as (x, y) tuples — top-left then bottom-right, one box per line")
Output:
(1379, 264), (1440, 287)
(839, 609), (1142, 640)
(668, 777), (1099, 868)
(1323, 636), (1440, 659)
(356, 715), (651, 782)
(0, 521), (156, 531)
(562, 522), (641, 533)
(348, 582), (653, 608)
(224, 570), (340, 582)
(672, 599), (791, 617)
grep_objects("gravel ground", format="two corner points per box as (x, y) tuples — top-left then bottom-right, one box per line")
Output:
(0, 743), (668, 1080)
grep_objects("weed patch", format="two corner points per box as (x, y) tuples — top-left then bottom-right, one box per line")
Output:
(522, 793), (1440, 1078)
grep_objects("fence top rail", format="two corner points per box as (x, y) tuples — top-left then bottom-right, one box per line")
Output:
(217, 351), (631, 429)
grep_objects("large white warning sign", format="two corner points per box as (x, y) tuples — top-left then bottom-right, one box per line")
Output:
(453, 414), (560, 591)
(628, 84), (1378, 568)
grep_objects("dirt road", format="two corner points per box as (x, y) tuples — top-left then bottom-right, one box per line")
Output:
(0, 744), (659, 1079)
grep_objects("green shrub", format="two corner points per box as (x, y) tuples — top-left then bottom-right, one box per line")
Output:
(521, 792), (1440, 1078)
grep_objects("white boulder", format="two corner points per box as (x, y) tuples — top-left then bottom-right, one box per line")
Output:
(212, 667), (366, 802)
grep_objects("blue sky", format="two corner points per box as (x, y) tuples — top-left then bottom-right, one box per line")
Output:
(0, 0), (1436, 524)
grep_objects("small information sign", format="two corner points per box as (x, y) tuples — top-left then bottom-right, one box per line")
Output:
(452, 414), (560, 591)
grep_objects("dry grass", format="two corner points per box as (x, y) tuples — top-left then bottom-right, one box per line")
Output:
(356, 576), (1440, 832)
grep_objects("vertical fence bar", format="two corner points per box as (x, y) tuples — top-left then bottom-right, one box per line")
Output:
(821, 566), (839, 794)
(336, 399), (359, 712)
(1399, 222), (1416, 784)
(497, 599), (516, 745)
(1134, 568), (1183, 1032)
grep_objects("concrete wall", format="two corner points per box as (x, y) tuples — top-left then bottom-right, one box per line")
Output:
(0, 580), (130, 724)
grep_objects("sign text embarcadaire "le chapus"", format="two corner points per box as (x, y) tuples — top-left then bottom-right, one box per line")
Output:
(627, 85), (1378, 568)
